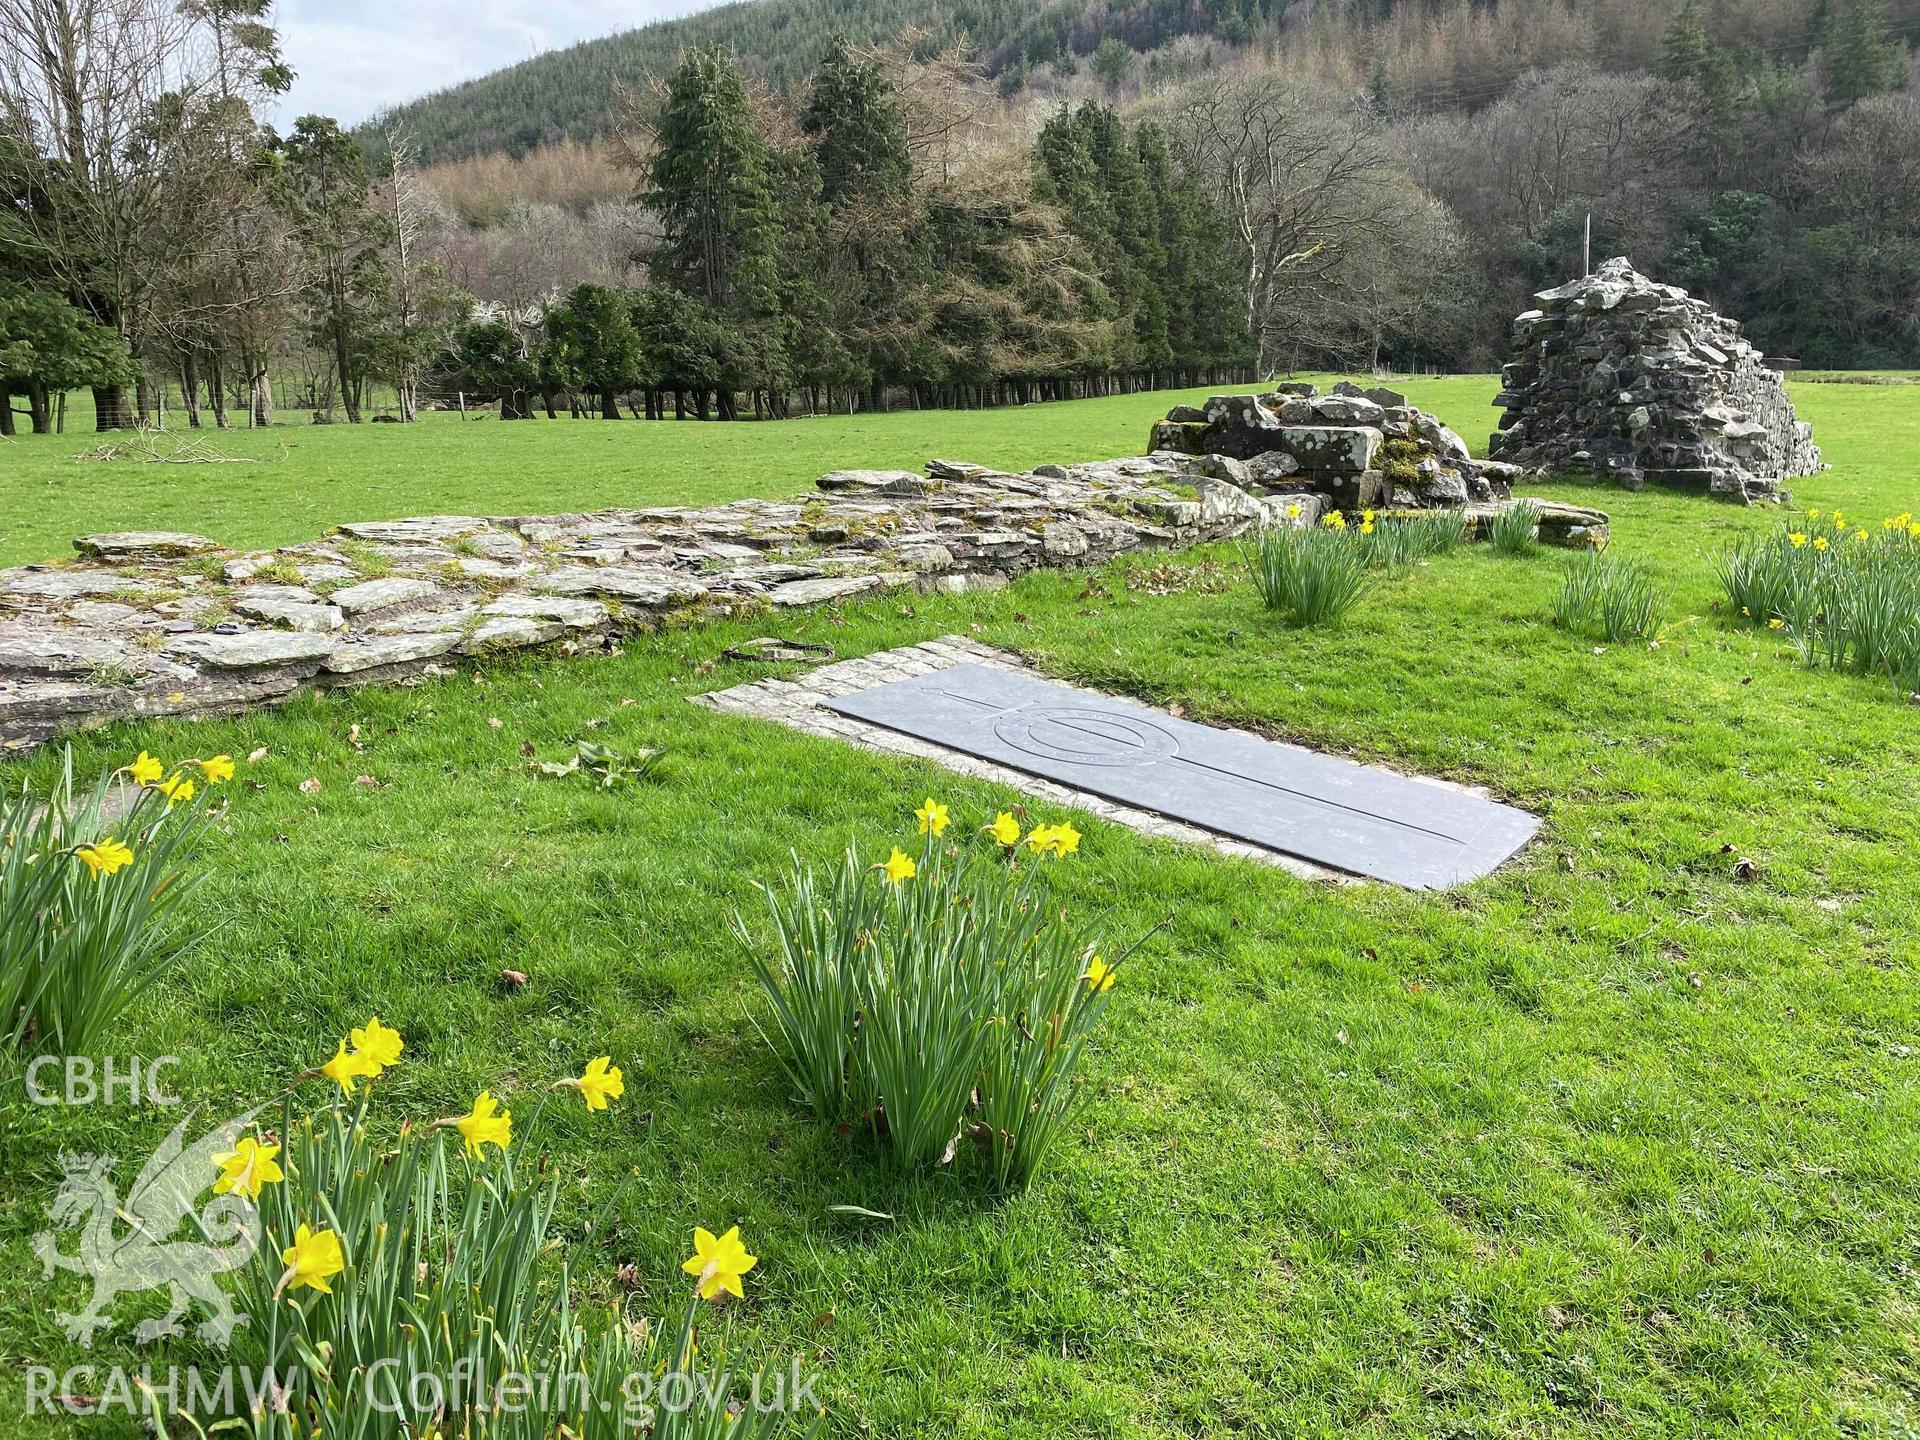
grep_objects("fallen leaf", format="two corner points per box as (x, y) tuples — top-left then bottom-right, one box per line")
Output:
(247, 746), (269, 763)
(487, 716), (503, 729)
(519, 740), (536, 758)
(500, 968), (528, 990)
(298, 777), (321, 795)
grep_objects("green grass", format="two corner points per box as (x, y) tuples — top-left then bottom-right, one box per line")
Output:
(0, 377), (1495, 568)
(2, 377), (1918, 1437)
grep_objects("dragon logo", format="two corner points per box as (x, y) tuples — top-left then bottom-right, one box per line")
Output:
(33, 1108), (267, 1347)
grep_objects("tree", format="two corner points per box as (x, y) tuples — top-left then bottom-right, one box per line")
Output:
(639, 47), (788, 418)
(453, 317), (539, 418)
(0, 280), (134, 433)
(1171, 75), (1401, 374)
(281, 116), (393, 422)
(1821, 0), (1909, 109)
(544, 283), (641, 417)
(1093, 37), (1132, 94)
(0, 0), (202, 427)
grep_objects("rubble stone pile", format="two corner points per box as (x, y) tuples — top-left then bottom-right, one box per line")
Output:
(1489, 257), (1821, 502)
(1149, 380), (1520, 513)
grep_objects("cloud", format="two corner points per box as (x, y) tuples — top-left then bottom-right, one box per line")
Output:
(270, 0), (719, 129)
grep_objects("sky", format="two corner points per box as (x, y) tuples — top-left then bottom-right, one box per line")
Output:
(270, 0), (724, 129)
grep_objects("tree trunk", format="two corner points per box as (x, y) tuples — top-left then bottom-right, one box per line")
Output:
(180, 353), (202, 428)
(0, 391), (15, 437)
(28, 383), (52, 434)
(600, 388), (620, 419)
(207, 355), (229, 429)
(93, 383), (134, 431)
(334, 322), (360, 423)
(249, 366), (272, 428)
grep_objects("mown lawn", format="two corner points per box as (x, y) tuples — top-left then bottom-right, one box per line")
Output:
(1, 378), (1916, 1437)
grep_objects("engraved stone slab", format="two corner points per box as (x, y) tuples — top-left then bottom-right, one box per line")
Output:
(824, 664), (1537, 888)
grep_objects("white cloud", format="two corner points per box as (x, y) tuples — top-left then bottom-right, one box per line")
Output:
(270, 0), (721, 129)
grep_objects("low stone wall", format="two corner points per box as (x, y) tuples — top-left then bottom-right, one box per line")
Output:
(0, 454), (1607, 751)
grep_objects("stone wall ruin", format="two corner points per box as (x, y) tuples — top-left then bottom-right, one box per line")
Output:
(1489, 258), (1821, 502)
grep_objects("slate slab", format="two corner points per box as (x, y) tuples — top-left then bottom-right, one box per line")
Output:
(823, 664), (1537, 889)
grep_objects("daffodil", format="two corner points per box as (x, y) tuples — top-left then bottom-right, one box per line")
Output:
(198, 755), (236, 785)
(878, 847), (916, 884)
(1322, 510), (1347, 530)
(126, 751), (165, 786)
(914, 797), (950, 837)
(1285, 502), (1302, 520)
(682, 1225), (757, 1302)
(1084, 955), (1116, 992)
(1768, 617), (1785, 630)
(1360, 520), (1375, 535)
(1831, 509), (1845, 528)
(155, 773), (195, 808)
(1910, 522), (1920, 539)
(1855, 528), (1870, 543)
(1807, 507), (1821, 519)
(986, 811), (1020, 847)
(321, 1040), (380, 1097)
(1026, 820), (1081, 858)
(349, 1016), (403, 1070)
(1789, 532), (1808, 548)
(74, 837), (134, 878)
(1813, 535), (1829, 552)
(455, 1091), (512, 1158)
(568, 1056), (624, 1112)
(212, 1135), (284, 1200)
(278, 1223), (344, 1295)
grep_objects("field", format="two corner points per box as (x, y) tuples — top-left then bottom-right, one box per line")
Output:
(2, 377), (1917, 1437)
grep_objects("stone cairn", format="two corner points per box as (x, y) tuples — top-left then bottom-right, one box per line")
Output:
(1, 444), (1609, 752)
(1489, 257), (1821, 503)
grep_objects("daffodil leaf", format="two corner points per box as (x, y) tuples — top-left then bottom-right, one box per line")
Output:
(825, 1204), (894, 1221)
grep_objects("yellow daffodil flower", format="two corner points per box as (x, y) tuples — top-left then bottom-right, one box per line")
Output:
(455, 1091), (512, 1158)
(1084, 955), (1116, 992)
(212, 1136), (284, 1200)
(1322, 510), (1347, 530)
(126, 751), (165, 786)
(1807, 508), (1821, 519)
(198, 755), (236, 785)
(1360, 520), (1375, 534)
(279, 1223), (344, 1295)
(987, 811), (1020, 847)
(571, 1056), (624, 1112)
(74, 837), (134, 878)
(914, 797), (950, 837)
(1813, 536), (1829, 552)
(321, 1040), (380, 1097)
(1285, 502), (1302, 520)
(1362, 509), (1376, 524)
(155, 773), (195, 808)
(1026, 820), (1081, 857)
(682, 1225), (757, 1302)
(349, 1016), (403, 1070)
(1831, 509), (1844, 527)
(878, 847), (916, 884)
(1855, 529), (1870, 543)
(1768, 618), (1785, 630)
(1788, 532), (1808, 548)
(1910, 522), (1920, 539)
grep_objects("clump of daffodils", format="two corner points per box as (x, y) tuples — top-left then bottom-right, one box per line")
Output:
(748, 797), (1143, 1189)
(1719, 511), (1920, 698)
(206, 1021), (782, 1435)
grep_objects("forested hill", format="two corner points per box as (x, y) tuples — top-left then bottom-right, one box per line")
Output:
(359, 0), (1279, 163)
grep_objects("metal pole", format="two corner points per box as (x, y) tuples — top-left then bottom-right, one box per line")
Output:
(1584, 213), (1592, 277)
